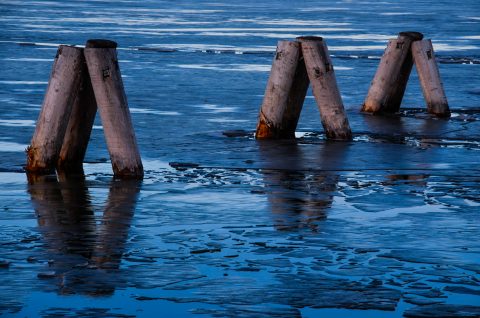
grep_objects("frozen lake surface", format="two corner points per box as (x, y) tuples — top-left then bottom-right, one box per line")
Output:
(0, 0), (480, 317)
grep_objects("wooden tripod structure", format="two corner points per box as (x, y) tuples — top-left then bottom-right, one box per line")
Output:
(255, 36), (352, 141)
(362, 32), (450, 117)
(26, 40), (143, 179)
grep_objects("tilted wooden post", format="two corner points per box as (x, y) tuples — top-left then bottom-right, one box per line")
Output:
(57, 56), (98, 173)
(362, 32), (423, 114)
(280, 51), (310, 138)
(298, 36), (352, 140)
(255, 41), (309, 139)
(411, 40), (450, 117)
(84, 39), (144, 179)
(26, 46), (84, 174)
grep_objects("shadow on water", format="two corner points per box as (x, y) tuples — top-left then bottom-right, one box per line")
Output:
(362, 114), (407, 137)
(27, 172), (141, 296)
(258, 140), (348, 232)
(360, 111), (455, 143)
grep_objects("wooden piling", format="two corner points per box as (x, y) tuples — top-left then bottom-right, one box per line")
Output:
(281, 53), (310, 138)
(84, 39), (144, 179)
(298, 36), (352, 140)
(57, 60), (98, 173)
(26, 45), (84, 174)
(362, 32), (423, 114)
(255, 40), (309, 139)
(411, 39), (450, 117)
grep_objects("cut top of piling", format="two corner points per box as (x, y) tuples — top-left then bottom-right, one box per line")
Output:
(85, 39), (118, 49)
(398, 31), (424, 41)
(296, 36), (324, 42)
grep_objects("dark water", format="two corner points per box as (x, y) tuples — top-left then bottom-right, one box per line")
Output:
(1, 0), (480, 317)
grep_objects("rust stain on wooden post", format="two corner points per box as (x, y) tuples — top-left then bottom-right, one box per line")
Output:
(255, 40), (309, 139)
(362, 32), (423, 114)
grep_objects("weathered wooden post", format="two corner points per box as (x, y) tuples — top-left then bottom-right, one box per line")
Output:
(84, 39), (144, 179)
(255, 41), (309, 139)
(362, 32), (423, 114)
(281, 53), (310, 138)
(57, 59), (98, 173)
(26, 45), (84, 174)
(298, 36), (352, 140)
(411, 40), (450, 117)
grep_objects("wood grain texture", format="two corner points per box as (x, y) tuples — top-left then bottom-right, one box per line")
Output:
(282, 52), (310, 137)
(256, 40), (309, 139)
(84, 43), (143, 179)
(57, 62), (97, 173)
(362, 32), (423, 114)
(412, 40), (450, 117)
(26, 45), (84, 174)
(84, 44), (143, 179)
(299, 37), (352, 140)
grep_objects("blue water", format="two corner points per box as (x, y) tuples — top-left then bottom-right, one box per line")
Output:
(1, 0), (480, 317)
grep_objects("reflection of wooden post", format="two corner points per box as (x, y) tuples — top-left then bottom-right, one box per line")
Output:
(27, 174), (65, 228)
(299, 36), (352, 140)
(28, 173), (135, 296)
(93, 180), (140, 269)
(26, 46), (84, 174)
(57, 59), (98, 173)
(412, 40), (450, 117)
(257, 142), (345, 232)
(84, 40), (144, 179)
(57, 172), (95, 222)
(362, 32), (423, 114)
(27, 173), (95, 267)
(256, 41), (309, 139)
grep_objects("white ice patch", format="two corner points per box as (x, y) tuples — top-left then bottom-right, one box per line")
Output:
(227, 18), (350, 26)
(118, 27), (357, 33)
(0, 172), (26, 184)
(334, 66), (354, 71)
(432, 42), (479, 51)
(327, 34), (393, 41)
(380, 12), (419, 16)
(145, 43), (276, 53)
(194, 104), (238, 113)
(0, 81), (48, 85)
(0, 141), (28, 152)
(197, 32), (302, 39)
(143, 159), (171, 169)
(173, 63), (271, 72)
(458, 35), (480, 40)
(330, 196), (450, 222)
(328, 44), (388, 51)
(2, 58), (52, 62)
(465, 199), (480, 207)
(0, 119), (36, 127)
(129, 107), (181, 116)
(207, 118), (249, 123)
(299, 7), (350, 12)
